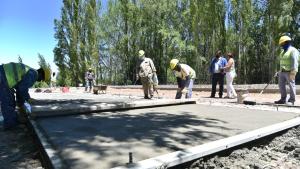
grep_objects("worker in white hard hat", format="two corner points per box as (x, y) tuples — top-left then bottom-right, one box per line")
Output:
(170, 59), (196, 99)
(136, 50), (158, 99)
(85, 67), (95, 92)
(275, 35), (299, 105)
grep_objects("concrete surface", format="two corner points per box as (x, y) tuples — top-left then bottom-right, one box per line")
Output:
(113, 117), (300, 169)
(35, 104), (298, 169)
(111, 84), (300, 93)
(29, 93), (195, 117)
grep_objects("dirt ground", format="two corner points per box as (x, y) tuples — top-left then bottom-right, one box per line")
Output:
(1, 86), (300, 169)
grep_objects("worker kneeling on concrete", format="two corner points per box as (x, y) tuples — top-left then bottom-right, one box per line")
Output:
(275, 35), (299, 105)
(136, 50), (158, 99)
(0, 62), (51, 130)
(170, 59), (196, 99)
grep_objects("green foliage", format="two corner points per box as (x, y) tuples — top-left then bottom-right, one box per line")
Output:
(54, 0), (300, 85)
(37, 53), (51, 85)
(18, 55), (23, 63)
(32, 81), (49, 88)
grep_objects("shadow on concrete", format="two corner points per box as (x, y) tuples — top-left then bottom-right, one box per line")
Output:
(36, 109), (235, 168)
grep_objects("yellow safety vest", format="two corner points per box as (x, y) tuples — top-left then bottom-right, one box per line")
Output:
(3, 63), (31, 88)
(279, 47), (298, 72)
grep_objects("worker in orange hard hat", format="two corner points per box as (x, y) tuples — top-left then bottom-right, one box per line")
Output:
(275, 35), (299, 105)
(0, 62), (51, 130)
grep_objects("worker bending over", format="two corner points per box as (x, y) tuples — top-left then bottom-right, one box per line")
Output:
(170, 59), (196, 99)
(0, 62), (50, 130)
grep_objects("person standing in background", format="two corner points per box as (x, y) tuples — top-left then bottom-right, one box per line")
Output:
(209, 50), (227, 98)
(224, 52), (237, 99)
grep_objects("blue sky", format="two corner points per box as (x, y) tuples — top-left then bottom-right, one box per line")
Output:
(0, 0), (63, 71)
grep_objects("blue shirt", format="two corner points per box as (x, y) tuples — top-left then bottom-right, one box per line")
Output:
(209, 56), (227, 74)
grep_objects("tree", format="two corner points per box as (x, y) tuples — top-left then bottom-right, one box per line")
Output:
(18, 55), (23, 63)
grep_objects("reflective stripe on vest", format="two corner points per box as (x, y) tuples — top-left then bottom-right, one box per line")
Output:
(280, 49), (292, 71)
(3, 63), (31, 88)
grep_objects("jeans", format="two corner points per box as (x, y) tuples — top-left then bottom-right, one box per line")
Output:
(278, 72), (296, 102)
(175, 79), (194, 99)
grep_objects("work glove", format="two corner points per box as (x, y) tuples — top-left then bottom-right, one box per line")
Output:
(136, 74), (139, 80)
(24, 102), (32, 114)
(181, 87), (188, 94)
(289, 70), (297, 81)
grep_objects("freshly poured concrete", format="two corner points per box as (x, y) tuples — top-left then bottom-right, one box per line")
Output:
(30, 93), (195, 117)
(35, 104), (298, 169)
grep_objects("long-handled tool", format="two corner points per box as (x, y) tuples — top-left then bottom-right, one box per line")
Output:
(243, 72), (278, 105)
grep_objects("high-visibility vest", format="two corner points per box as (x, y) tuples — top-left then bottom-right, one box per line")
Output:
(280, 46), (299, 72)
(174, 64), (196, 80)
(3, 62), (32, 88)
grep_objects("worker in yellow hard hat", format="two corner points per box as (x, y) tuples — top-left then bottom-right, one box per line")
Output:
(275, 35), (299, 105)
(0, 62), (50, 130)
(136, 50), (158, 99)
(170, 59), (196, 99)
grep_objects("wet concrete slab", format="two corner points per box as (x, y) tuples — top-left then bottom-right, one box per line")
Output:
(29, 93), (195, 117)
(34, 104), (298, 169)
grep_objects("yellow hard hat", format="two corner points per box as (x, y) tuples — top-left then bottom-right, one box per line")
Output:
(170, 59), (179, 70)
(138, 50), (145, 57)
(43, 68), (51, 82)
(279, 36), (291, 45)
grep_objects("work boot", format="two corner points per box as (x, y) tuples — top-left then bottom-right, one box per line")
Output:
(144, 96), (150, 99)
(274, 99), (286, 104)
(209, 95), (215, 98)
(287, 98), (295, 105)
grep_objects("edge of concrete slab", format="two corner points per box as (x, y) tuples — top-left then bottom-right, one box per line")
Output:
(27, 119), (65, 169)
(31, 99), (197, 118)
(110, 85), (300, 94)
(112, 117), (300, 169)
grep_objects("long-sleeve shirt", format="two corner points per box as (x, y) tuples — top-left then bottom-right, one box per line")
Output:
(136, 57), (156, 78)
(209, 56), (227, 74)
(15, 69), (38, 105)
(289, 46), (299, 71)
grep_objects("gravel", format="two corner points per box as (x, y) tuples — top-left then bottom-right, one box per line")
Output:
(185, 126), (300, 169)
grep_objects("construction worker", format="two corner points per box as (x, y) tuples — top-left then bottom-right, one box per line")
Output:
(275, 35), (299, 105)
(136, 50), (157, 99)
(0, 62), (51, 130)
(170, 59), (196, 99)
(85, 68), (95, 92)
(209, 50), (227, 98)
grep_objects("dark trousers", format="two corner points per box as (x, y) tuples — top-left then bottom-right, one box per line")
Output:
(0, 66), (18, 129)
(211, 73), (225, 97)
